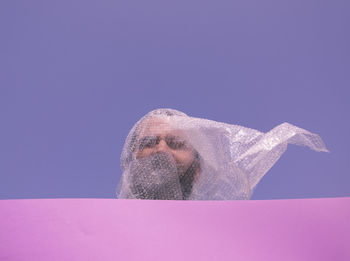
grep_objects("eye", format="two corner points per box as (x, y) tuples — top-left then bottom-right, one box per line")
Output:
(166, 136), (187, 150)
(138, 136), (159, 151)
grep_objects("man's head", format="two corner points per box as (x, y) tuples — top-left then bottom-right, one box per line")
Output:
(134, 117), (200, 177)
(120, 109), (201, 199)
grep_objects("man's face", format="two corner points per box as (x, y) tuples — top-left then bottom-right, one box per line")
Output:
(134, 117), (197, 177)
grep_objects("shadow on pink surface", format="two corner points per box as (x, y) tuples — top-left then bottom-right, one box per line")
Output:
(0, 198), (349, 261)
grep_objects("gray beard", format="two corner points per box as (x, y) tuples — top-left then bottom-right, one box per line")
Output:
(129, 152), (196, 200)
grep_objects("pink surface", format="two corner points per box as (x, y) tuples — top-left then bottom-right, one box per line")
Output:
(0, 198), (349, 261)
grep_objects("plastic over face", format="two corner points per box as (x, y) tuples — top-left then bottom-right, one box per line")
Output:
(134, 117), (199, 179)
(117, 108), (328, 200)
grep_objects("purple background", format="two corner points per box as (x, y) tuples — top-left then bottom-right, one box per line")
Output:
(1, 0), (349, 199)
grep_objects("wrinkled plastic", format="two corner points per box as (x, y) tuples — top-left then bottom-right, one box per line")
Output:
(117, 109), (328, 200)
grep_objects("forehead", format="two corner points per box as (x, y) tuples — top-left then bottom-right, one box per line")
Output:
(138, 116), (184, 137)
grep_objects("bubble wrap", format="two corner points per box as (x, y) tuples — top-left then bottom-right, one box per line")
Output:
(116, 109), (328, 200)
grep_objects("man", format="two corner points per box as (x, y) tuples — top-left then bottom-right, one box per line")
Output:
(117, 108), (328, 200)
(117, 109), (201, 200)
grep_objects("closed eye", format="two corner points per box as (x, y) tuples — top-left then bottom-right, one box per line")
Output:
(166, 136), (187, 150)
(138, 136), (159, 151)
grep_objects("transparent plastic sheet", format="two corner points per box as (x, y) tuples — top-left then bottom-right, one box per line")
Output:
(116, 109), (328, 200)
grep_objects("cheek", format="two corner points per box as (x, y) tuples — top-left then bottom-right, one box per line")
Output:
(135, 148), (153, 159)
(135, 148), (195, 171)
(172, 150), (195, 169)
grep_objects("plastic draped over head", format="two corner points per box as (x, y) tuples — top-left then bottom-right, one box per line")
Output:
(116, 108), (328, 200)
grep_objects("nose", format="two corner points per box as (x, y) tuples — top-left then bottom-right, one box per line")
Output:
(155, 139), (170, 153)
